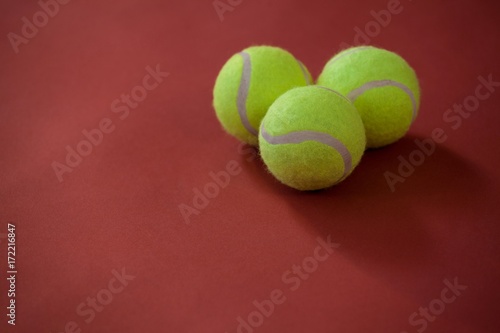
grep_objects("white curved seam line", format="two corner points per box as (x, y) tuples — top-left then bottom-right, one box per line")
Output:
(296, 60), (311, 85)
(347, 80), (417, 122)
(260, 124), (352, 180)
(237, 52), (258, 136)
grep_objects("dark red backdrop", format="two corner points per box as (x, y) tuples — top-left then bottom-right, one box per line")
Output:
(1, 0), (499, 332)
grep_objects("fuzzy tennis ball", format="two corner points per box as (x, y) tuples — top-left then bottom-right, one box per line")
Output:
(259, 86), (366, 191)
(213, 46), (312, 146)
(317, 46), (420, 148)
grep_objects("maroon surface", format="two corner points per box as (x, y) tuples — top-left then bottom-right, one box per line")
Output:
(1, 0), (500, 332)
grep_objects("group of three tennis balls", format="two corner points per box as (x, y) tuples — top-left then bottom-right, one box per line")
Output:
(213, 45), (420, 191)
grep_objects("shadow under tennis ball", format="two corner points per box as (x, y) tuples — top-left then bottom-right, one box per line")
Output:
(241, 134), (490, 265)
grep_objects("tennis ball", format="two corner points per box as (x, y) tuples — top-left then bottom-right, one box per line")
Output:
(213, 46), (312, 146)
(317, 46), (420, 148)
(259, 86), (366, 191)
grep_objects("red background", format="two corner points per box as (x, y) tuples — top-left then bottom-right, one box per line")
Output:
(1, 0), (500, 332)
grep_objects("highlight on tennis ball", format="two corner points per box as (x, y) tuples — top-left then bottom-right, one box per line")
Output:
(259, 86), (366, 191)
(317, 45), (420, 148)
(213, 45), (312, 146)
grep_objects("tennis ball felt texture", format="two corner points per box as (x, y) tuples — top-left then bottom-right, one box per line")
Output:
(259, 86), (366, 191)
(317, 46), (420, 148)
(213, 46), (312, 146)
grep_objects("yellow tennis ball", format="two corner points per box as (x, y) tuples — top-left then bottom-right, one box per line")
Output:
(213, 46), (312, 146)
(259, 86), (366, 191)
(317, 46), (420, 148)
